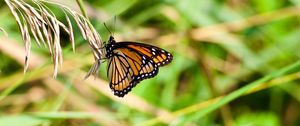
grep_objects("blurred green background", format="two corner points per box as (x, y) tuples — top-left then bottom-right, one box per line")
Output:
(2, 0), (300, 126)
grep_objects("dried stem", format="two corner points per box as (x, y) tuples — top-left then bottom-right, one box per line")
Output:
(76, 0), (89, 20)
(5, 0), (104, 78)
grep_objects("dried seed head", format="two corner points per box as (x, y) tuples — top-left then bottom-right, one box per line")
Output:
(5, 0), (104, 78)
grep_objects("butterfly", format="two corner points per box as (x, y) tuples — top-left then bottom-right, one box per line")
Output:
(105, 35), (173, 97)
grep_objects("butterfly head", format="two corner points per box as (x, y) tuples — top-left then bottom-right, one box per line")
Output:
(108, 35), (116, 44)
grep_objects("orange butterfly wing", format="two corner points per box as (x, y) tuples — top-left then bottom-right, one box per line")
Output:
(126, 44), (172, 66)
(106, 42), (172, 97)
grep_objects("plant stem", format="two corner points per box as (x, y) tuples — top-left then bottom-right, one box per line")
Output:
(141, 60), (300, 125)
(188, 60), (300, 122)
(76, 0), (89, 20)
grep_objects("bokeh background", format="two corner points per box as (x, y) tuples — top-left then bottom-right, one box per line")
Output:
(1, 0), (300, 126)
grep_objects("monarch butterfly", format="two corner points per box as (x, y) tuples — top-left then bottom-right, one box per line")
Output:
(105, 35), (173, 97)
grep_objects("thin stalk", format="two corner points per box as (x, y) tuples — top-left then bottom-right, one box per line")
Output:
(141, 60), (300, 125)
(192, 43), (233, 126)
(76, 0), (89, 20)
(188, 60), (300, 122)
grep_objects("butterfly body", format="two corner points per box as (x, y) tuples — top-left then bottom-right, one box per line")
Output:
(105, 36), (172, 97)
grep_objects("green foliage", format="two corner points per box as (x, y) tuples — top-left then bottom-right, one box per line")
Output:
(236, 112), (280, 126)
(1, 0), (300, 126)
(0, 115), (49, 126)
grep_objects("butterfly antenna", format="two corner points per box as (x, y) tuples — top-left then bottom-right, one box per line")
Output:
(104, 23), (112, 35)
(113, 16), (116, 36)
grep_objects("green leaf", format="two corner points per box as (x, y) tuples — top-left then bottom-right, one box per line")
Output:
(0, 115), (49, 126)
(102, 0), (138, 15)
(235, 112), (280, 126)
